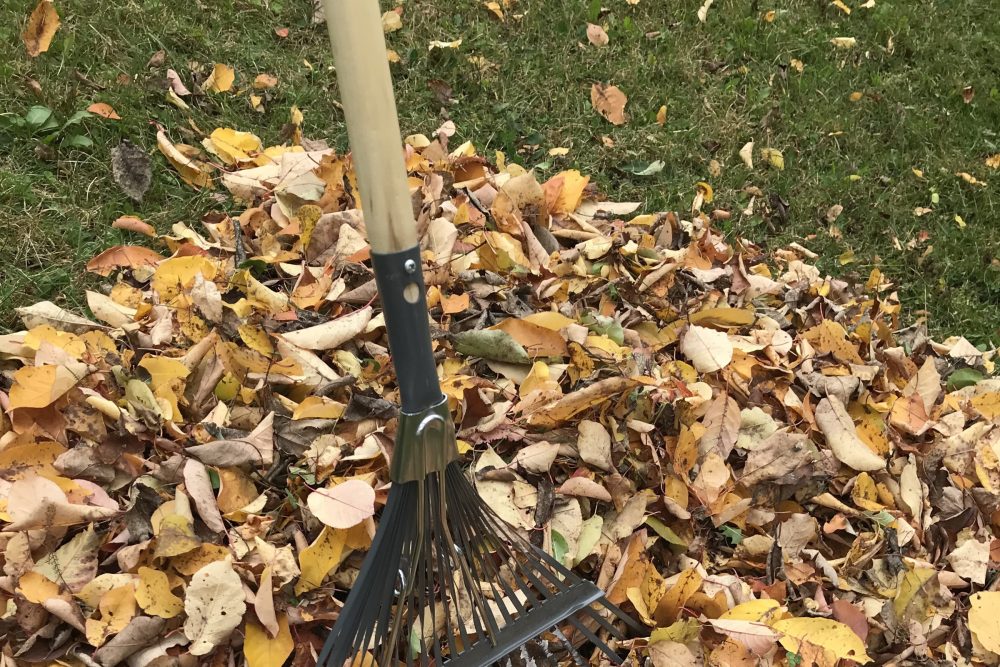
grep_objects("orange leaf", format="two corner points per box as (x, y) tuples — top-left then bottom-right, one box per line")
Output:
(86, 245), (164, 276)
(112, 215), (156, 236)
(87, 103), (121, 120)
(441, 292), (470, 314)
(590, 83), (628, 125)
(22, 0), (60, 57)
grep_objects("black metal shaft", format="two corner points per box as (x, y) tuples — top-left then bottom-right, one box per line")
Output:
(371, 246), (444, 414)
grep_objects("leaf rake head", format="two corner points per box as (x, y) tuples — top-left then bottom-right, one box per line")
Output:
(317, 458), (638, 667)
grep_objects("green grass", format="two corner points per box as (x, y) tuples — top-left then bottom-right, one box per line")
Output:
(1, 0), (998, 341)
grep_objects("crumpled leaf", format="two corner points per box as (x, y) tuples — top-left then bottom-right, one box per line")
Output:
(111, 140), (153, 203)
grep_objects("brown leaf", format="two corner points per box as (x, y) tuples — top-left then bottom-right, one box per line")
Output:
(590, 83), (628, 125)
(183, 459), (226, 533)
(93, 615), (166, 667)
(22, 0), (60, 57)
(699, 393), (741, 459)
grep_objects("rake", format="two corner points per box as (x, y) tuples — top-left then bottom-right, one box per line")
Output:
(316, 1), (639, 665)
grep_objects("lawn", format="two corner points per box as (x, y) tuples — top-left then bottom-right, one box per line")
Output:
(1, 0), (998, 341)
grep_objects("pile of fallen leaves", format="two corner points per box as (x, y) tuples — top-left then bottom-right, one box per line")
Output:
(1, 107), (1000, 667)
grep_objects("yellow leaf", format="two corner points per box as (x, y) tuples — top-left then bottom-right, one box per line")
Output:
(482, 1), (504, 21)
(849, 91), (863, 102)
(231, 269), (290, 313)
(151, 255), (218, 301)
(763, 10), (776, 22)
(8, 364), (82, 409)
(292, 396), (345, 421)
(656, 104), (667, 126)
(954, 214), (966, 229)
(830, 36), (857, 48)
(719, 598), (781, 622)
(157, 130), (213, 190)
(22, 0), (60, 57)
(295, 526), (348, 595)
(87, 102), (121, 119)
(971, 392), (1000, 420)
(839, 248), (856, 265)
(24, 324), (86, 358)
(831, 0), (851, 13)
(204, 63), (235, 93)
(138, 356), (190, 391)
(86, 585), (137, 647)
(970, 591), (1000, 654)
(695, 181), (714, 203)
(548, 146), (569, 156)
(135, 566), (183, 619)
(771, 617), (871, 665)
(760, 147), (784, 170)
(171, 544), (232, 576)
(244, 615), (294, 667)
(986, 154), (1000, 169)
(17, 570), (60, 603)
(203, 128), (263, 165)
(521, 311), (576, 330)
(154, 514), (201, 558)
(238, 324), (275, 357)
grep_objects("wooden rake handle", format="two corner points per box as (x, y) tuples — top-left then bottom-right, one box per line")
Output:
(322, 0), (416, 253)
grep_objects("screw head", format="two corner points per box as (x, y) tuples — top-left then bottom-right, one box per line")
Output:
(403, 259), (417, 273)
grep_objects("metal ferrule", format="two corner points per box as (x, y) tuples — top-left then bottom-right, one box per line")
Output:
(391, 396), (459, 483)
(372, 246), (458, 482)
(371, 246), (445, 414)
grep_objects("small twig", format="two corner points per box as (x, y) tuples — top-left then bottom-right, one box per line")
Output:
(232, 216), (247, 266)
(314, 375), (358, 396)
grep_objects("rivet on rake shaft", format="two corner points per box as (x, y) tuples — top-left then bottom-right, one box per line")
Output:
(404, 259), (417, 273)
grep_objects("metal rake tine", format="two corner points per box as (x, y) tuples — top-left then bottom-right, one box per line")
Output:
(433, 480), (464, 658)
(452, 485), (540, 614)
(552, 626), (590, 667)
(448, 471), (523, 631)
(596, 595), (645, 634)
(578, 603), (627, 640)
(567, 616), (624, 665)
(446, 504), (496, 643)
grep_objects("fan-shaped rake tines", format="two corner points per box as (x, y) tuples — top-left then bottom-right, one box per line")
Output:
(318, 461), (640, 667)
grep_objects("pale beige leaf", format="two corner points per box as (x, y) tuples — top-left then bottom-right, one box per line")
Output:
(948, 534), (989, 584)
(586, 23), (609, 46)
(513, 441), (560, 474)
(700, 393), (741, 459)
(815, 396), (885, 471)
(680, 324), (733, 373)
(577, 419), (612, 471)
(307, 479), (376, 529)
(93, 615), (165, 667)
(557, 477), (612, 502)
(279, 307), (372, 350)
(183, 459), (226, 533)
(183, 559), (246, 655)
